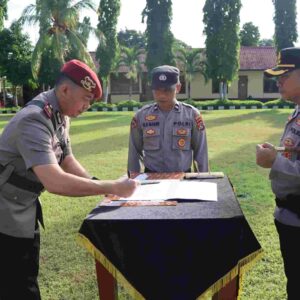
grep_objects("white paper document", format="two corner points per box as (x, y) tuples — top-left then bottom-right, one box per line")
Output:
(119, 180), (218, 202)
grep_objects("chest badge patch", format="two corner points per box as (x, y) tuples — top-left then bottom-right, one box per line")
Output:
(145, 115), (157, 121)
(284, 137), (295, 147)
(178, 138), (186, 148)
(177, 128), (187, 136)
(146, 128), (156, 135)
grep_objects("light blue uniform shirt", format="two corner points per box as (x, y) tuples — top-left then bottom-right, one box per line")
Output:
(128, 101), (208, 173)
(270, 105), (300, 227)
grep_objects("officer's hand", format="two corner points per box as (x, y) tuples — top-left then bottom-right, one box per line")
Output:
(114, 178), (139, 198)
(256, 143), (277, 168)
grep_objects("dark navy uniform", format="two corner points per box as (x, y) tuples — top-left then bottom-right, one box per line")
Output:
(128, 101), (208, 173)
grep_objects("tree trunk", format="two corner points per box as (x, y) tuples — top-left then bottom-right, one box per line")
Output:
(129, 78), (132, 100)
(188, 81), (191, 99)
(219, 82), (224, 101)
(223, 81), (228, 100)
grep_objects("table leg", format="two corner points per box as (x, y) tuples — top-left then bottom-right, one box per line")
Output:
(212, 276), (239, 300)
(95, 260), (117, 300)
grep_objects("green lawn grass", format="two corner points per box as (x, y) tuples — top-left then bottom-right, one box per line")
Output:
(0, 109), (291, 300)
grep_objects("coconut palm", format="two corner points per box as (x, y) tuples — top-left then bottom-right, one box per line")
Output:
(118, 46), (145, 100)
(20, 0), (98, 79)
(175, 47), (207, 99)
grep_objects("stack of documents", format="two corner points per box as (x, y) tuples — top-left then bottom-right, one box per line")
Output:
(119, 180), (217, 202)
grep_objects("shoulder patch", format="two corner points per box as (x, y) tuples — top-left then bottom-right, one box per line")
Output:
(131, 117), (138, 129)
(195, 112), (205, 131)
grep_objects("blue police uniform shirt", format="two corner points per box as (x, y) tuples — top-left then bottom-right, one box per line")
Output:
(128, 101), (208, 173)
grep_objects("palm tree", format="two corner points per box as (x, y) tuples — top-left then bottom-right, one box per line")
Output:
(118, 46), (144, 101)
(20, 0), (98, 80)
(175, 47), (207, 99)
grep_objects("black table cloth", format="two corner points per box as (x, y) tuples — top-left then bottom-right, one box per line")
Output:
(78, 176), (262, 300)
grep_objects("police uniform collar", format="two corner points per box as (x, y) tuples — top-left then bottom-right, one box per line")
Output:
(45, 89), (65, 126)
(153, 100), (181, 112)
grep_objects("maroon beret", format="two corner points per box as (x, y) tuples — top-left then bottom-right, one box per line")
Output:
(61, 59), (102, 99)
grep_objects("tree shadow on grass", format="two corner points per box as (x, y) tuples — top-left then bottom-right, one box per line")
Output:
(70, 113), (132, 136)
(204, 109), (291, 130)
(72, 132), (129, 158)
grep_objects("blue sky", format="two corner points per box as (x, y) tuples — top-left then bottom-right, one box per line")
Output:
(4, 0), (300, 50)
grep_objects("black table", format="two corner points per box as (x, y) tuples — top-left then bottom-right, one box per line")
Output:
(78, 174), (263, 300)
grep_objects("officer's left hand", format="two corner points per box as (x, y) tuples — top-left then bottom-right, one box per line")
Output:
(256, 142), (277, 168)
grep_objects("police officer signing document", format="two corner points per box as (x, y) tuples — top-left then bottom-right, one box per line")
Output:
(256, 48), (300, 300)
(0, 59), (137, 300)
(128, 65), (208, 173)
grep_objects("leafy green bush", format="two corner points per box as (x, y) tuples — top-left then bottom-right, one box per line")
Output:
(183, 99), (263, 109)
(116, 100), (143, 111)
(264, 99), (295, 108)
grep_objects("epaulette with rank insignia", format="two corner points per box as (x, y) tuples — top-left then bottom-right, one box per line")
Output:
(43, 102), (53, 119)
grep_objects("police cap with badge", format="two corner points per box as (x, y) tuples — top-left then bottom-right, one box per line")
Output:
(151, 65), (180, 90)
(265, 47), (300, 77)
(61, 59), (102, 99)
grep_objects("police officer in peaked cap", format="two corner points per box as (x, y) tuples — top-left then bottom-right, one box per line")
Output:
(256, 47), (300, 299)
(128, 65), (209, 174)
(0, 59), (137, 299)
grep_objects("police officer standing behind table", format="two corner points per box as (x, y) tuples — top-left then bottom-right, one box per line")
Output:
(256, 48), (300, 300)
(128, 65), (208, 173)
(0, 59), (137, 300)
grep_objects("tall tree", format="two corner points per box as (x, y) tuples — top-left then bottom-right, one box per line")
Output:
(142, 0), (175, 74)
(240, 22), (260, 46)
(118, 29), (146, 48)
(96, 0), (121, 102)
(20, 0), (96, 80)
(203, 0), (241, 100)
(175, 47), (207, 99)
(118, 46), (144, 100)
(273, 0), (297, 51)
(258, 38), (275, 47)
(0, 0), (8, 30)
(0, 22), (35, 89)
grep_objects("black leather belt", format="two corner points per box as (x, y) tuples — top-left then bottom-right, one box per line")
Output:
(0, 164), (44, 194)
(276, 195), (300, 216)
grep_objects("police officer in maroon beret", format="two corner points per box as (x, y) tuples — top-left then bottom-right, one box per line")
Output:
(0, 59), (138, 299)
(256, 47), (300, 300)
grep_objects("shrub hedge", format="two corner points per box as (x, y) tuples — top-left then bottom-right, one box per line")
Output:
(88, 98), (295, 111)
(0, 99), (294, 114)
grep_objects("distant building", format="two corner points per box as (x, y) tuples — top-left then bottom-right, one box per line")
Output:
(91, 46), (280, 103)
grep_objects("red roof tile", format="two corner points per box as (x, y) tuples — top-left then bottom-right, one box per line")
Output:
(239, 46), (277, 70)
(91, 46), (278, 73)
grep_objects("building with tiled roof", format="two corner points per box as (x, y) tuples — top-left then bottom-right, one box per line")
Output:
(92, 46), (280, 102)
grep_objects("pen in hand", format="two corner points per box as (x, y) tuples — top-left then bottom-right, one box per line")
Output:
(140, 181), (160, 185)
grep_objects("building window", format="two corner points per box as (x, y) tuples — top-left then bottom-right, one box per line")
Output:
(264, 76), (278, 93)
(110, 73), (139, 95)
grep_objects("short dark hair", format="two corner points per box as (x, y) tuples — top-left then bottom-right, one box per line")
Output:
(55, 73), (78, 89)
